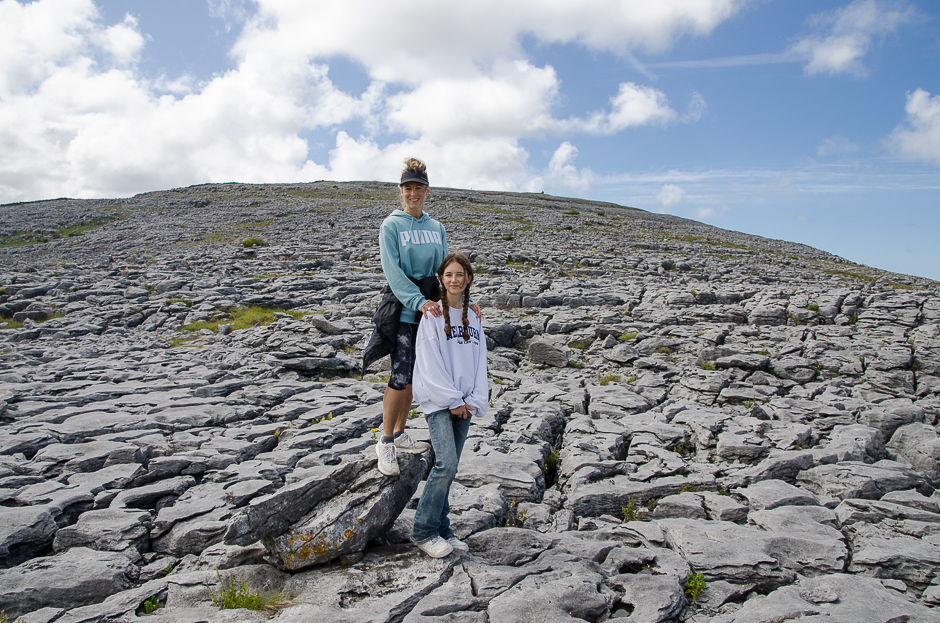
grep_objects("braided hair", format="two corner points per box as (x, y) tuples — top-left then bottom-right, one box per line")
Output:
(437, 252), (474, 341)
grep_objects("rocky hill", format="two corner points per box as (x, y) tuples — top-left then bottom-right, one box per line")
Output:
(1, 182), (939, 622)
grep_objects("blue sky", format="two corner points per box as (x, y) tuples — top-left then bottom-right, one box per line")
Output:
(1, 0), (938, 279)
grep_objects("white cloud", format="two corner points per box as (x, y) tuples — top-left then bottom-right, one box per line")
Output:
(888, 88), (940, 166)
(386, 61), (563, 140)
(695, 205), (729, 220)
(683, 92), (708, 123)
(600, 82), (677, 132)
(0, 0), (746, 203)
(95, 13), (145, 65)
(546, 142), (593, 191)
(655, 183), (686, 210)
(817, 134), (860, 156)
(792, 0), (913, 77)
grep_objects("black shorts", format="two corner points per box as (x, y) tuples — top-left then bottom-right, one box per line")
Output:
(388, 322), (419, 391)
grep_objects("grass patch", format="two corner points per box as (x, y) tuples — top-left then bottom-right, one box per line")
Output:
(684, 573), (706, 602)
(563, 209), (579, 215)
(207, 572), (291, 613)
(164, 297), (194, 307)
(598, 372), (621, 385)
(699, 361), (716, 371)
(142, 595), (161, 614)
(806, 303), (820, 312)
(622, 497), (654, 522)
(0, 217), (113, 248)
(178, 306), (304, 334)
(240, 237), (269, 248)
(619, 332), (638, 340)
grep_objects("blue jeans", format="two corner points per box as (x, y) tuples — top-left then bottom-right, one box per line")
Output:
(412, 409), (472, 543)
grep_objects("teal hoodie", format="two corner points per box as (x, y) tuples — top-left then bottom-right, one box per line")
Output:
(379, 209), (448, 324)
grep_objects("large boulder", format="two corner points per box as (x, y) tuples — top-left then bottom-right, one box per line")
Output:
(260, 452), (429, 571)
(527, 338), (569, 367)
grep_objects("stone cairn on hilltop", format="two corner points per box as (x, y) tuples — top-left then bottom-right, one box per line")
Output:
(0, 182), (939, 622)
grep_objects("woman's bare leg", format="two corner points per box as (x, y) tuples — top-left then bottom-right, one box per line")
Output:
(382, 384), (413, 438)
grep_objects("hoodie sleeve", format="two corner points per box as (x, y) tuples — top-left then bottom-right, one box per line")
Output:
(465, 322), (489, 418)
(380, 220), (427, 313)
(413, 311), (466, 414)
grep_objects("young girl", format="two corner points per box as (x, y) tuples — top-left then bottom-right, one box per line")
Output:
(410, 253), (488, 557)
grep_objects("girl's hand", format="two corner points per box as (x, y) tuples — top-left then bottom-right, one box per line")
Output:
(450, 404), (472, 418)
(470, 303), (482, 320)
(421, 300), (442, 318)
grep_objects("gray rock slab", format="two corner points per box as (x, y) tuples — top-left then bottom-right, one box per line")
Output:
(847, 523), (940, 593)
(715, 429), (769, 462)
(527, 338), (569, 367)
(708, 573), (939, 623)
(647, 492), (707, 520)
(734, 479), (819, 511)
(0, 505), (58, 567)
(454, 443), (545, 502)
(401, 564), (485, 623)
(700, 491), (749, 523)
(485, 556), (611, 623)
(823, 424), (886, 463)
(0, 547), (139, 618)
(109, 475), (196, 509)
(567, 474), (715, 518)
(153, 506), (231, 557)
(0, 431), (55, 457)
(722, 450), (815, 488)
(834, 497), (940, 527)
(657, 519), (795, 591)
(880, 488), (940, 514)
(53, 507), (151, 558)
(150, 482), (228, 538)
(606, 572), (686, 623)
(589, 384), (654, 417)
(225, 461), (364, 546)
(32, 440), (144, 473)
(797, 460), (924, 501)
(887, 423), (940, 483)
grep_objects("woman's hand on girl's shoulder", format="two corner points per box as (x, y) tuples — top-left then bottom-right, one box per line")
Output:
(470, 303), (482, 320)
(421, 300), (443, 318)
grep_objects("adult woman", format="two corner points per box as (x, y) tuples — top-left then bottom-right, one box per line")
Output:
(369, 158), (478, 476)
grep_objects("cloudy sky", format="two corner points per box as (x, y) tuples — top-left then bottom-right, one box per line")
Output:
(2, 0), (939, 279)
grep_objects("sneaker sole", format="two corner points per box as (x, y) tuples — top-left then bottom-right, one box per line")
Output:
(414, 542), (453, 558)
(377, 463), (400, 476)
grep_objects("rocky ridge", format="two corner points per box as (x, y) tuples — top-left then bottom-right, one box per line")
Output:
(1, 181), (939, 622)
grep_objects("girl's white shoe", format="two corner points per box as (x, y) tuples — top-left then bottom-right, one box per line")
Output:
(414, 536), (453, 558)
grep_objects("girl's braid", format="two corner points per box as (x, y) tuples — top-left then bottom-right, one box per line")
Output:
(461, 285), (471, 341)
(440, 286), (451, 337)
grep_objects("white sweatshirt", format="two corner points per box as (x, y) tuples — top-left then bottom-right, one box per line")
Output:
(412, 303), (488, 418)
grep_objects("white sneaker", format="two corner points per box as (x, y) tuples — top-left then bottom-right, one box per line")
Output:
(376, 439), (399, 476)
(394, 431), (430, 454)
(414, 536), (453, 558)
(446, 536), (469, 553)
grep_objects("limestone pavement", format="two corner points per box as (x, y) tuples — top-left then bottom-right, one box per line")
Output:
(1, 182), (939, 621)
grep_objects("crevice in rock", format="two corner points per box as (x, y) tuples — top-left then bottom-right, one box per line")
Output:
(385, 558), (458, 623)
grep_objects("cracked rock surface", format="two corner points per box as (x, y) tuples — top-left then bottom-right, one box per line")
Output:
(1, 182), (939, 621)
